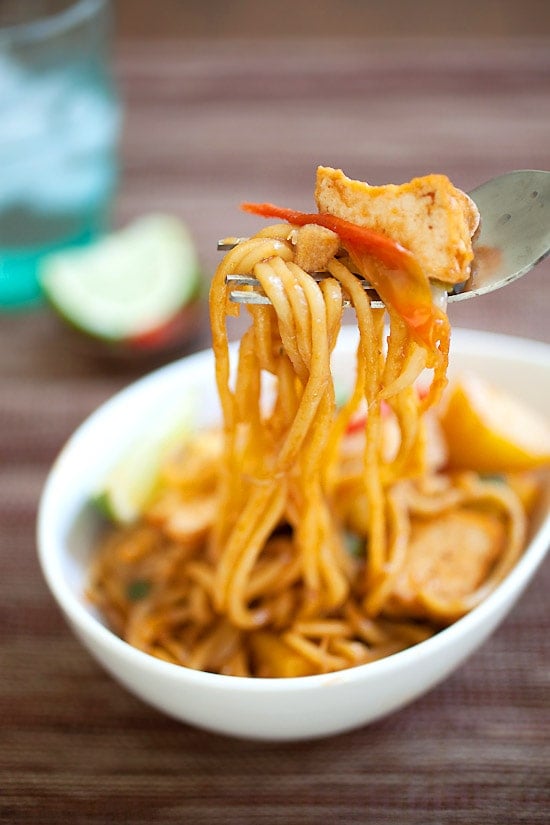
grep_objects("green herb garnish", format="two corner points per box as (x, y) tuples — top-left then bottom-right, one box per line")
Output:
(126, 579), (151, 602)
(344, 532), (364, 558)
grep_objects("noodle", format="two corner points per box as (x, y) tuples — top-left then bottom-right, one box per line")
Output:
(88, 169), (540, 678)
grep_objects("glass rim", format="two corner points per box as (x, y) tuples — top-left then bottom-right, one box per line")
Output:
(0, 0), (107, 44)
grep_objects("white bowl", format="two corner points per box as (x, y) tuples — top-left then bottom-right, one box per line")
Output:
(37, 328), (550, 741)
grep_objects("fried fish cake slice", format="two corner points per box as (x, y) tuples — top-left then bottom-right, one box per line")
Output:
(384, 509), (505, 622)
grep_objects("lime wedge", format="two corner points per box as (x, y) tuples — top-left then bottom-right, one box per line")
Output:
(40, 215), (200, 341)
(92, 398), (196, 524)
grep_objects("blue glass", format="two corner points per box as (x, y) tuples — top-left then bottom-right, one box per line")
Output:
(0, 0), (120, 309)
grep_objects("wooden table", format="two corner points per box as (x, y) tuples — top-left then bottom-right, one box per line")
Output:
(1, 38), (549, 824)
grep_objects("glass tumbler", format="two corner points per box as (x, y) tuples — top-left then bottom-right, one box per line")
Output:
(0, 0), (120, 308)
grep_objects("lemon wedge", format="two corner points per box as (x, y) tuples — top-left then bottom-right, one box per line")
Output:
(440, 373), (550, 473)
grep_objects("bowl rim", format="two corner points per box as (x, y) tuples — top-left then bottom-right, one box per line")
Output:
(36, 327), (550, 693)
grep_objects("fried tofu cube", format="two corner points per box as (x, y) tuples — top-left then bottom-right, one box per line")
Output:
(293, 224), (340, 272)
(385, 509), (505, 621)
(315, 166), (479, 284)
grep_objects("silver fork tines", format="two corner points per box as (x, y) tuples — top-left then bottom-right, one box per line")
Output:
(224, 271), (383, 308)
(217, 238), (249, 251)
(219, 239), (384, 308)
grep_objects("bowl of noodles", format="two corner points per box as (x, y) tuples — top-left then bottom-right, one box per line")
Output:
(37, 326), (550, 741)
(37, 168), (550, 739)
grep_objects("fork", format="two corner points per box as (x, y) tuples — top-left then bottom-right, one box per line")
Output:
(220, 170), (550, 307)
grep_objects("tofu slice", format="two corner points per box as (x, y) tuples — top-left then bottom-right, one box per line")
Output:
(314, 166), (479, 284)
